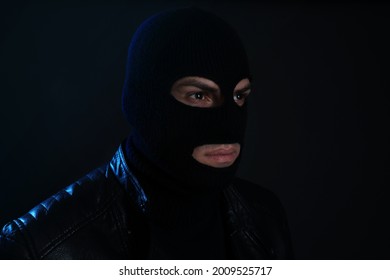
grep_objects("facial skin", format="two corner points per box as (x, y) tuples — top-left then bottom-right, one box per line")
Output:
(171, 76), (251, 168)
(171, 76), (251, 108)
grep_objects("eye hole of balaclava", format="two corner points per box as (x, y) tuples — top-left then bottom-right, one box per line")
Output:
(170, 77), (251, 109)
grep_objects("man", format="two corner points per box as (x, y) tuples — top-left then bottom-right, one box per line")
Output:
(0, 7), (293, 259)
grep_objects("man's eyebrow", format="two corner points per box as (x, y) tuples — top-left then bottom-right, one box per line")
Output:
(177, 79), (220, 93)
(235, 85), (252, 93)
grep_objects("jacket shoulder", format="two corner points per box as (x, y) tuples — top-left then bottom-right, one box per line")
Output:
(232, 177), (285, 221)
(0, 165), (120, 259)
(228, 177), (294, 259)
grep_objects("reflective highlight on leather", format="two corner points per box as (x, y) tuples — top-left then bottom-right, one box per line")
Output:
(110, 145), (148, 213)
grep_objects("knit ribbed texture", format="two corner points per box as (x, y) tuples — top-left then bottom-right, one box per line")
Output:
(122, 7), (251, 191)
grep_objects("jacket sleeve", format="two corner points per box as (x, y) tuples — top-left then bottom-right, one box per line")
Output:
(0, 220), (32, 260)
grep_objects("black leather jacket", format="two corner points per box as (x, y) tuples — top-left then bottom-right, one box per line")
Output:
(0, 145), (293, 259)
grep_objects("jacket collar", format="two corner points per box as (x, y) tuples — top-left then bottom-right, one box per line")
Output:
(109, 144), (148, 213)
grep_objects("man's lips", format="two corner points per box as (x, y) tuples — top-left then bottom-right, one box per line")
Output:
(203, 145), (239, 164)
(205, 149), (237, 156)
(192, 143), (241, 167)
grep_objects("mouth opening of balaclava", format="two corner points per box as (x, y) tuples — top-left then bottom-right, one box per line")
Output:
(122, 7), (251, 194)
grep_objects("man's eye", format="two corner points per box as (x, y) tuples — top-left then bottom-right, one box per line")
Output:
(233, 92), (248, 101)
(190, 92), (205, 100)
(233, 91), (250, 106)
(234, 93), (244, 100)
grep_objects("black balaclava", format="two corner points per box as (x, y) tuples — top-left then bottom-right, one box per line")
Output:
(122, 7), (251, 194)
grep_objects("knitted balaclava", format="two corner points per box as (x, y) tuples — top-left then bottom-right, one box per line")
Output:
(122, 7), (251, 193)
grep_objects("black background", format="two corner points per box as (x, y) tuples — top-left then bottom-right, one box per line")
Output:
(1, 0), (389, 259)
